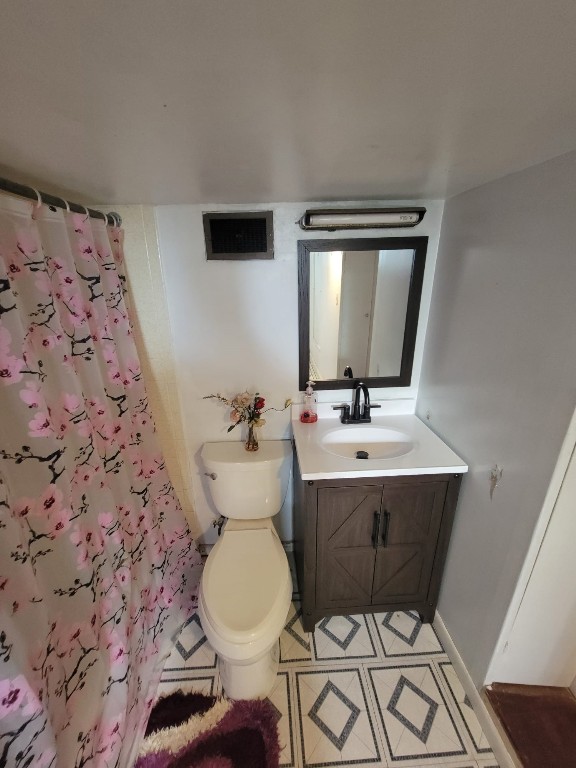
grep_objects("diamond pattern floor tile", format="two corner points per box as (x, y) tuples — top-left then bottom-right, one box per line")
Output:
(313, 613), (379, 662)
(268, 670), (296, 768)
(372, 611), (444, 657)
(437, 661), (495, 757)
(156, 600), (499, 768)
(164, 613), (217, 670)
(157, 672), (218, 698)
(281, 601), (312, 664)
(295, 668), (381, 766)
(368, 662), (467, 764)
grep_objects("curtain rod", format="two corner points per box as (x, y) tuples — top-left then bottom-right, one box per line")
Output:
(0, 175), (122, 226)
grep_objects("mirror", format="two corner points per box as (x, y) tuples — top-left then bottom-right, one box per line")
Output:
(298, 236), (427, 390)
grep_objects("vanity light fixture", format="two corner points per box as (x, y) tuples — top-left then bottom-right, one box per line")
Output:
(298, 207), (426, 231)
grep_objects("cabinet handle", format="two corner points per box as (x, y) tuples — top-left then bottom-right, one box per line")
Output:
(381, 510), (390, 546)
(371, 511), (381, 549)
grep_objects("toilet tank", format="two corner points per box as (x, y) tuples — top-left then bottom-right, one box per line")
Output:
(201, 440), (292, 519)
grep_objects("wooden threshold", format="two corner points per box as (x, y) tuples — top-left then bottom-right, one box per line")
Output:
(485, 683), (576, 768)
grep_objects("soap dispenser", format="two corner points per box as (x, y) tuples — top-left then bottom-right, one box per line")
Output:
(300, 381), (318, 423)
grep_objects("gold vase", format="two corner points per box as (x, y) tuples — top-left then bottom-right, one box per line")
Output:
(245, 424), (259, 451)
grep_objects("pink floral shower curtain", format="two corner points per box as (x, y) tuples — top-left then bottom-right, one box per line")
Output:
(0, 194), (201, 767)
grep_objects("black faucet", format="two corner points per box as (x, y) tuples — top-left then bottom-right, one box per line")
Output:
(352, 382), (370, 420)
(332, 381), (381, 424)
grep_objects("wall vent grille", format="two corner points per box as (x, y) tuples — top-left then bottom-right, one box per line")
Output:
(203, 211), (274, 260)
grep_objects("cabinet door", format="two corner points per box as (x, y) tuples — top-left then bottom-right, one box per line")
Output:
(372, 481), (448, 605)
(316, 486), (382, 609)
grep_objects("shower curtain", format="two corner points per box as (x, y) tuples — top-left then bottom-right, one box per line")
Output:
(0, 194), (202, 767)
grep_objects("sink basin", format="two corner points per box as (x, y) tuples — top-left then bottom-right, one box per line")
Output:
(321, 425), (414, 460)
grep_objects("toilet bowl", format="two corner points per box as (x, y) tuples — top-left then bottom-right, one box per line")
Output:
(198, 440), (292, 699)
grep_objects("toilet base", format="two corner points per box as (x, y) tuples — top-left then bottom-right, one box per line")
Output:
(219, 640), (279, 700)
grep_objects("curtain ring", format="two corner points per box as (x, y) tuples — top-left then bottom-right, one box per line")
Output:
(31, 187), (42, 209)
(29, 187), (42, 219)
(63, 199), (71, 213)
(79, 205), (90, 221)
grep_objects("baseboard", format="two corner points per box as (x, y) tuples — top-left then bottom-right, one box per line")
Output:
(434, 613), (517, 768)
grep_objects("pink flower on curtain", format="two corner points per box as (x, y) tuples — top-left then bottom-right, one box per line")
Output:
(126, 357), (141, 383)
(0, 676), (43, 720)
(40, 486), (74, 535)
(142, 453), (163, 480)
(1, 198), (202, 767)
(19, 381), (43, 408)
(65, 293), (88, 328)
(86, 396), (107, 422)
(103, 341), (118, 367)
(12, 497), (37, 519)
(72, 462), (99, 487)
(154, 492), (177, 510)
(69, 524), (106, 567)
(33, 270), (52, 295)
(12, 486), (73, 539)
(40, 332), (62, 350)
(28, 410), (54, 437)
(113, 566), (131, 588)
(103, 628), (128, 670)
(78, 238), (96, 262)
(0, 326), (24, 385)
(75, 415), (94, 439)
(15, 228), (41, 259)
(64, 620), (99, 653)
(54, 275), (84, 316)
(98, 511), (123, 543)
(63, 392), (81, 412)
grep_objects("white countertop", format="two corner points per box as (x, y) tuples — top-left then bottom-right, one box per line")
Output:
(292, 404), (468, 480)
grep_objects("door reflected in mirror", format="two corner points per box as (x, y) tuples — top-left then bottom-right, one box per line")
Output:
(298, 237), (427, 390)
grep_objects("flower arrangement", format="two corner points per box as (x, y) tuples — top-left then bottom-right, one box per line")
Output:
(203, 391), (292, 451)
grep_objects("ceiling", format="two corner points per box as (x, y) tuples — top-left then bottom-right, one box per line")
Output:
(2, 1), (576, 205)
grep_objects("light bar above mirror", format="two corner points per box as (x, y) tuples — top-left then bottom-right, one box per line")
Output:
(298, 207), (426, 231)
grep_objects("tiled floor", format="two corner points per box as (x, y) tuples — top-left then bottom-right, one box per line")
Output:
(159, 593), (499, 768)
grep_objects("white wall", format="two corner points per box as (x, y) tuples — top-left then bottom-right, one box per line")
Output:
(107, 205), (195, 528)
(417, 151), (576, 686)
(486, 418), (576, 686)
(155, 200), (444, 543)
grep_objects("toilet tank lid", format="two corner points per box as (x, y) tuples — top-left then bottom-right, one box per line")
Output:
(201, 440), (291, 470)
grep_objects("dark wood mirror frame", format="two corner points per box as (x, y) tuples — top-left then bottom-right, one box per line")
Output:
(298, 236), (428, 391)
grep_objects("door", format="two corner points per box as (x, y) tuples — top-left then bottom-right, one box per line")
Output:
(372, 481), (448, 605)
(486, 435), (576, 686)
(316, 485), (381, 609)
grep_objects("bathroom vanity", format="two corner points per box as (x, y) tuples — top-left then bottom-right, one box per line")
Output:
(292, 406), (468, 632)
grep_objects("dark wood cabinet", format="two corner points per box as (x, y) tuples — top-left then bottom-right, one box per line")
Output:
(293, 447), (462, 632)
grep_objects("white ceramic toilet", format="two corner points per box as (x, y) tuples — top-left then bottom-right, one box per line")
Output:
(198, 440), (292, 700)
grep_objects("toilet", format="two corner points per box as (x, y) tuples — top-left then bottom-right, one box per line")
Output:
(198, 440), (292, 700)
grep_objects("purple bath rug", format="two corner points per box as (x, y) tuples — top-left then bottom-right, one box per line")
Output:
(135, 689), (280, 768)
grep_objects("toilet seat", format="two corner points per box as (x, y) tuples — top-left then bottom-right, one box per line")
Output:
(201, 527), (291, 646)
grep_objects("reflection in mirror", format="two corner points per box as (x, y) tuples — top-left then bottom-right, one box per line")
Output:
(298, 237), (427, 391)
